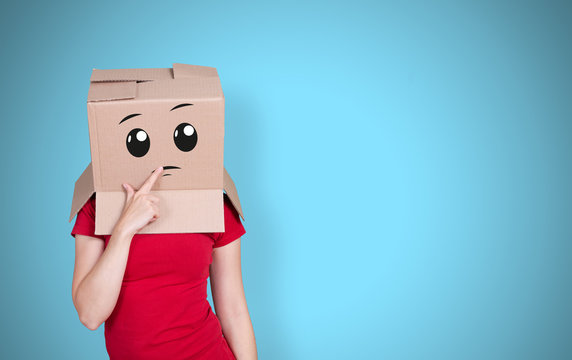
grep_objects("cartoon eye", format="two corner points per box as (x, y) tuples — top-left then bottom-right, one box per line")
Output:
(173, 123), (198, 152)
(126, 128), (150, 157)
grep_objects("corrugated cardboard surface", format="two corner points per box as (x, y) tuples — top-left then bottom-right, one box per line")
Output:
(95, 190), (224, 235)
(87, 100), (224, 192)
(87, 81), (137, 102)
(69, 164), (244, 231)
(90, 67), (173, 82)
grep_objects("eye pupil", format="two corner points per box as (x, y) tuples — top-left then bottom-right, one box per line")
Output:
(174, 123), (198, 152)
(126, 128), (150, 157)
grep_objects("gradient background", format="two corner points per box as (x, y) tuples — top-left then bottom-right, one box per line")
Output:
(1, 0), (571, 359)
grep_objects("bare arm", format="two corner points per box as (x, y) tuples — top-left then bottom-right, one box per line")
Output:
(210, 238), (257, 360)
(71, 166), (164, 330)
(72, 230), (134, 330)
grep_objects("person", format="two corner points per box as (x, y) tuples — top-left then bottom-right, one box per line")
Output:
(70, 166), (258, 359)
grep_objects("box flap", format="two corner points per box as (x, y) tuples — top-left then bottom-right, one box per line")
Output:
(173, 63), (218, 78)
(135, 77), (223, 100)
(69, 163), (95, 222)
(90, 63), (217, 82)
(90, 67), (173, 82)
(223, 167), (244, 221)
(87, 81), (137, 102)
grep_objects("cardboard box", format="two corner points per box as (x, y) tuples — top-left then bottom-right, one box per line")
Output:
(69, 63), (244, 235)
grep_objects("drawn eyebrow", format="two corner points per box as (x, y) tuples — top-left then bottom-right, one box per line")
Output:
(170, 103), (193, 111)
(119, 113), (142, 125)
(119, 104), (192, 124)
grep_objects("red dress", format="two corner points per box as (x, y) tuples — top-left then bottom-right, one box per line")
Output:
(71, 193), (246, 360)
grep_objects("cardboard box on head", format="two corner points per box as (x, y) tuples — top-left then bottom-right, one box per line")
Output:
(69, 63), (244, 235)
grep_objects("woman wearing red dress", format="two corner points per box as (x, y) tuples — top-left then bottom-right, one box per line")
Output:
(70, 166), (257, 359)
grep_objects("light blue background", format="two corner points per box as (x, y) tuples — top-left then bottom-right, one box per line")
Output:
(1, 0), (571, 359)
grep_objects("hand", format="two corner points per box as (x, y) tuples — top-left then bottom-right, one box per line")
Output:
(113, 166), (163, 237)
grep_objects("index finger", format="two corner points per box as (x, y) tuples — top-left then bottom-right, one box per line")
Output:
(139, 166), (163, 193)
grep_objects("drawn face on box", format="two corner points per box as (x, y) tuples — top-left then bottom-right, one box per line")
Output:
(89, 99), (224, 192)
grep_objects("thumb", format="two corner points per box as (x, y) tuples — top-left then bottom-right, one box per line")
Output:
(122, 183), (135, 202)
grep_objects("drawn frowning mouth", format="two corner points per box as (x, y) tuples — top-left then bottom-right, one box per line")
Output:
(151, 165), (181, 177)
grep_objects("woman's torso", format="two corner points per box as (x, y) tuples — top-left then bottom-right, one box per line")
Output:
(101, 231), (234, 359)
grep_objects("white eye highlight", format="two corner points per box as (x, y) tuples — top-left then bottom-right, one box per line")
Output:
(183, 125), (194, 136)
(136, 130), (147, 142)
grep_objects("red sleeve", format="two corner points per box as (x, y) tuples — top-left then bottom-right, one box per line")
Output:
(70, 194), (105, 241)
(212, 194), (246, 248)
